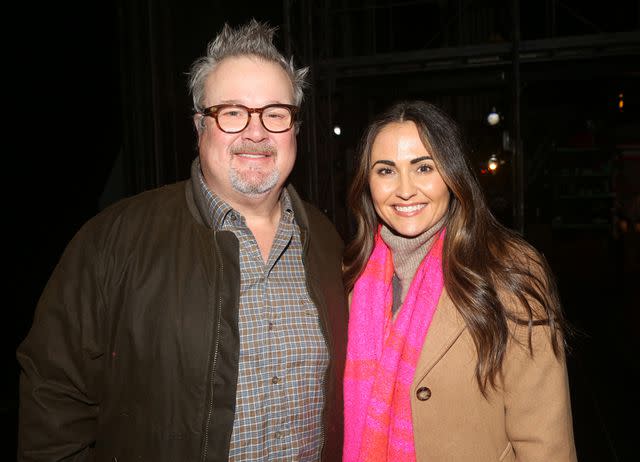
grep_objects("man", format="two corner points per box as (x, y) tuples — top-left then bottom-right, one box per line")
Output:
(17, 19), (347, 461)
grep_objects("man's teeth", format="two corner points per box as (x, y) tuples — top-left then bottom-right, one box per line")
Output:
(238, 153), (268, 158)
(394, 204), (426, 212)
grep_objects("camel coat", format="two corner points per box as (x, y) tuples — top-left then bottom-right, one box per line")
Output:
(410, 290), (577, 461)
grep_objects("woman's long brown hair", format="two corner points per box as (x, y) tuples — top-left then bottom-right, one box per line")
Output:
(343, 101), (568, 393)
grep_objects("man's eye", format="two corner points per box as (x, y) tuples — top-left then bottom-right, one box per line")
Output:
(221, 110), (244, 118)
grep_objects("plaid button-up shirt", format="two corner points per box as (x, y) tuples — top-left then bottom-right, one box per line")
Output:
(198, 170), (329, 461)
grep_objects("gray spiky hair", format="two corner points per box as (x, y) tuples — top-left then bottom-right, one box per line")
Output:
(188, 19), (309, 114)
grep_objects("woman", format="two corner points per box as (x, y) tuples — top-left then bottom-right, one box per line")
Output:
(343, 101), (576, 462)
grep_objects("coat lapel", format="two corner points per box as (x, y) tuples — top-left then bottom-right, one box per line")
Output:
(414, 290), (467, 384)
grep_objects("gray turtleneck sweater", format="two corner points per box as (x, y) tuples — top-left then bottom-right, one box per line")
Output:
(380, 214), (447, 315)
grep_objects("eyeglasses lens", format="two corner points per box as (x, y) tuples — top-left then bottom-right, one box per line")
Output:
(216, 105), (293, 133)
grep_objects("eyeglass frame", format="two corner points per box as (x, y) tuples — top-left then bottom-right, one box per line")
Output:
(200, 103), (299, 134)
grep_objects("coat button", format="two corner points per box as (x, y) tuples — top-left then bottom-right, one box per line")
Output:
(416, 386), (431, 401)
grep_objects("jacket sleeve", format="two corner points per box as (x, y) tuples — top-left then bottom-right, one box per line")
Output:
(502, 323), (577, 462)
(16, 225), (105, 461)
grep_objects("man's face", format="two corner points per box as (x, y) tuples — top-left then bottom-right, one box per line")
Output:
(195, 56), (297, 207)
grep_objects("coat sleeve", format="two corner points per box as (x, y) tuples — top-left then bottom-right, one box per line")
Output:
(16, 225), (105, 461)
(502, 322), (577, 462)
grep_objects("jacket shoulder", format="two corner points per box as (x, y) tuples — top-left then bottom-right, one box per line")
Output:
(82, 182), (186, 231)
(61, 181), (190, 265)
(96, 182), (187, 221)
(300, 201), (344, 248)
(496, 240), (557, 321)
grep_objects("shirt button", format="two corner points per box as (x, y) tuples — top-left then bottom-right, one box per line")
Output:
(416, 386), (432, 401)
(268, 322), (274, 331)
(275, 431), (284, 439)
(272, 376), (280, 384)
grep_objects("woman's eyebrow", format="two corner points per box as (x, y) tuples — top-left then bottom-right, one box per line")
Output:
(371, 159), (395, 168)
(410, 155), (432, 164)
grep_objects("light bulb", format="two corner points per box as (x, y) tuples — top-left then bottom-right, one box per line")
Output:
(488, 155), (499, 170)
(487, 111), (500, 126)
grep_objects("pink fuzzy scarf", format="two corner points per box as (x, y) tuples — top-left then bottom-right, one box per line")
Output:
(343, 228), (445, 462)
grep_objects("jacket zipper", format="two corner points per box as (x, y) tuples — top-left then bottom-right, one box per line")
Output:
(301, 227), (330, 460)
(201, 233), (224, 462)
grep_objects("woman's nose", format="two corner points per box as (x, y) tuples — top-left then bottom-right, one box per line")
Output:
(395, 173), (417, 200)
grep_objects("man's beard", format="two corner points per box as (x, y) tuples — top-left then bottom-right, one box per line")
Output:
(230, 166), (280, 196)
(229, 141), (280, 196)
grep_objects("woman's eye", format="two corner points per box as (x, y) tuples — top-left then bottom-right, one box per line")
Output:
(417, 164), (432, 173)
(376, 167), (394, 176)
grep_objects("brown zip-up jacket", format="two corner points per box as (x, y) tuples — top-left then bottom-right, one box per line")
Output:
(17, 177), (348, 461)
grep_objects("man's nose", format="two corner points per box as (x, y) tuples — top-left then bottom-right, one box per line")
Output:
(241, 113), (269, 142)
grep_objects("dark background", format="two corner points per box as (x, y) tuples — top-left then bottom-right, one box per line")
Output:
(6, 1), (639, 460)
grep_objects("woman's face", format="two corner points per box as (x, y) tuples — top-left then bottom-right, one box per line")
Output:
(368, 121), (450, 238)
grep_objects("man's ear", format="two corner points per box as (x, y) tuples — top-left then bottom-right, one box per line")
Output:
(194, 114), (204, 133)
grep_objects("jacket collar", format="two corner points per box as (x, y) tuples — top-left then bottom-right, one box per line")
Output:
(413, 290), (467, 384)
